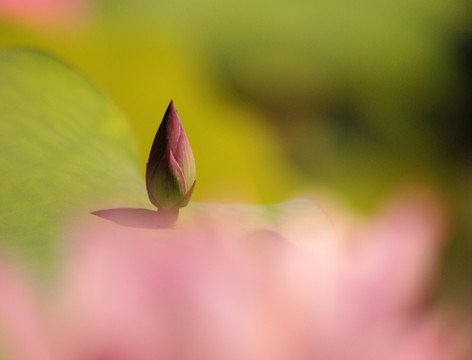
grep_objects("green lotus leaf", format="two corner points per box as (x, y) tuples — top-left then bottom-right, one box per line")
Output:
(0, 48), (148, 270)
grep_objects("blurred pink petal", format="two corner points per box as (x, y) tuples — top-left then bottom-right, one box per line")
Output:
(0, 0), (90, 26)
(391, 314), (470, 360)
(0, 196), (470, 360)
(0, 258), (54, 360)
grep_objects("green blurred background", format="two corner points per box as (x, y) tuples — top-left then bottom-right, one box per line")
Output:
(0, 0), (471, 305)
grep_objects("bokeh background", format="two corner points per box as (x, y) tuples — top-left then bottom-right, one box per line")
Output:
(0, 0), (471, 306)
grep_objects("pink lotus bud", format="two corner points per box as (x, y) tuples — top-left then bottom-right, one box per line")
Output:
(146, 100), (196, 210)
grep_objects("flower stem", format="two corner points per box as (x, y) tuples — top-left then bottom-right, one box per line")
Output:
(155, 208), (179, 228)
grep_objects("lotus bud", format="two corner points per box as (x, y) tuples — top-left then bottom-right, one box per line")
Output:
(146, 100), (196, 211)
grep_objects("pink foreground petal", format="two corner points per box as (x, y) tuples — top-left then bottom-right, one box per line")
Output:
(0, 259), (54, 360)
(0, 196), (469, 360)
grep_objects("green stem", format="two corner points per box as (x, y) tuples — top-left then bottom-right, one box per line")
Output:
(155, 207), (179, 228)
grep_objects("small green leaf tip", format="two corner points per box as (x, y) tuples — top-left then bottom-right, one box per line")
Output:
(146, 100), (196, 210)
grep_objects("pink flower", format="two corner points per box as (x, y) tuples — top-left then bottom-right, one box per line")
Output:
(0, 196), (469, 360)
(0, 0), (90, 27)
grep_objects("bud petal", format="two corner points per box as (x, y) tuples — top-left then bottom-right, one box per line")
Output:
(146, 100), (196, 210)
(177, 179), (196, 208)
(174, 130), (196, 192)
